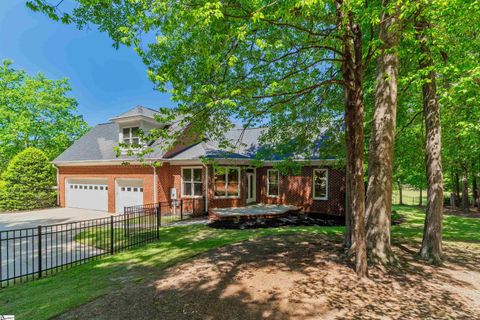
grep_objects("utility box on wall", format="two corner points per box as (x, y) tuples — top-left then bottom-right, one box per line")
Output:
(170, 188), (178, 214)
(170, 188), (177, 200)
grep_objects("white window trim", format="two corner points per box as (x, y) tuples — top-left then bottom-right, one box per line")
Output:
(313, 168), (328, 200)
(181, 166), (203, 198)
(213, 167), (241, 199)
(121, 126), (140, 145)
(266, 169), (280, 198)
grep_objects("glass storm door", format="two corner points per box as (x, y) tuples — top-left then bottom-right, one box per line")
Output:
(246, 172), (256, 203)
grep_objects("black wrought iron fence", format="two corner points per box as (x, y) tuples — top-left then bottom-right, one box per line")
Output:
(0, 198), (206, 288)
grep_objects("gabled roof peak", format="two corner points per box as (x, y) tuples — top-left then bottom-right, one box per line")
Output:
(110, 105), (159, 121)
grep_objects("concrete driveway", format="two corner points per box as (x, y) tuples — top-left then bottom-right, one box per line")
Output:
(1, 207), (112, 284)
(0, 207), (112, 231)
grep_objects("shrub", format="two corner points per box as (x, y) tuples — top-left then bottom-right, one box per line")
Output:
(0, 148), (56, 211)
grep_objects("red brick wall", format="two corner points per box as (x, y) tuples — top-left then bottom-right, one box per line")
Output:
(59, 163), (345, 216)
(257, 166), (346, 216)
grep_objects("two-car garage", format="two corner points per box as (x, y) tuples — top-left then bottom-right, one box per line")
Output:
(65, 178), (144, 213)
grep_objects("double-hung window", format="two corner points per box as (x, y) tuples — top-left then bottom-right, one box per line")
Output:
(267, 169), (280, 197)
(214, 167), (240, 198)
(122, 127), (140, 146)
(313, 169), (328, 200)
(182, 167), (203, 197)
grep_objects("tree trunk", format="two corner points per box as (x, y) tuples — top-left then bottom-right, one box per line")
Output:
(365, 0), (400, 265)
(336, 0), (367, 277)
(416, 16), (444, 264)
(461, 165), (469, 211)
(344, 164), (353, 248)
(454, 172), (460, 206)
(472, 169), (478, 210)
(419, 189), (423, 206)
(397, 180), (403, 205)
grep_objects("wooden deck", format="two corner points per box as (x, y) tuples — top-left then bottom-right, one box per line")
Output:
(209, 204), (300, 221)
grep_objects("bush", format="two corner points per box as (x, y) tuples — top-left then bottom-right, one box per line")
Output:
(0, 148), (56, 211)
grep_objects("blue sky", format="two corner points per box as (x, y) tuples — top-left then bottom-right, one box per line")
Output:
(0, 1), (175, 125)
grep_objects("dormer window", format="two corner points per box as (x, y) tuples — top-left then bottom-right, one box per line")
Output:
(123, 127), (140, 145)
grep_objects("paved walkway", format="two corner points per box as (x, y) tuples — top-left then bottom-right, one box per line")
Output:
(169, 217), (208, 226)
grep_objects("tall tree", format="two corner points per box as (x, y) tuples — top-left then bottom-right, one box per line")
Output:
(335, 0), (368, 277)
(461, 164), (469, 211)
(0, 60), (89, 171)
(472, 164), (478, 210)
(30, 0), (375, 276)
(415, 14), (444, 264)
(365, 0), (401, 265)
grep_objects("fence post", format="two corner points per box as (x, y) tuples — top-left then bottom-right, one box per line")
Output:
(110, 216), (114, 255)
(180, 199), (184, 220)
(156, 204), (161, 240)
(37, 225), (42, 279)
(123, 209), (128, 238)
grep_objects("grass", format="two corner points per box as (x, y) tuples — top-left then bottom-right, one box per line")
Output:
(74, 227), (159, 251)
(392, 205), (480, 244)
(0, 205), (478, 319)
(392, 188), (427, 206)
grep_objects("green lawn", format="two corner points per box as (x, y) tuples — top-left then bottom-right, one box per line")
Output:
(0, 205), (478, 320)
(391, 205), (480, 243)
(392, 189), (427, 206)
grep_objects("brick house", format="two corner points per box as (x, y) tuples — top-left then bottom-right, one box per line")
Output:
(53, 106), (346, 215)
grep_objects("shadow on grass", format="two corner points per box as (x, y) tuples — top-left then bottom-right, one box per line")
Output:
(0, 224), (342, 320)
(58, 233), (479, 320)
(2, 205), (479, 320)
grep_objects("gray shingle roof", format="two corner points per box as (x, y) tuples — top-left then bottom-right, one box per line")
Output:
(53, 118), (266, 163)
(166, 127), (264, 160)
(110, 106), (158, 120)
(53, 122), (166, 163)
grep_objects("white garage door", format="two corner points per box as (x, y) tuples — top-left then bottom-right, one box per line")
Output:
(116, 179), (144, 213)
(66, 178), (109, 211)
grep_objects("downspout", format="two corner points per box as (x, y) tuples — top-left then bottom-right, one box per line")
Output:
(203, 163), (209, 213)
(53, 164), (59, 206)
(151, 163), (158, 203)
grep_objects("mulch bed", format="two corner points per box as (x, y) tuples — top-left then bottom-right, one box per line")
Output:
(207, 213), (345, 229)
(208, 211), (406, 230)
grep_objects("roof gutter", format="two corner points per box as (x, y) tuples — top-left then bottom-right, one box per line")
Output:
(52, 158), (342, 167)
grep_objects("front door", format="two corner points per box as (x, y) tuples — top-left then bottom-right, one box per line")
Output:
(246, 172), (256, 203)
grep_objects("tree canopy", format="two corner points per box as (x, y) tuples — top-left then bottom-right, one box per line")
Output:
(0, 60), (89, 171)
(26, 0), (480, 271)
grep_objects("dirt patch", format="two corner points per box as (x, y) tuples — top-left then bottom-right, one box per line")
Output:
(444, 206), (480, 219)
(57, 235), (480, 320)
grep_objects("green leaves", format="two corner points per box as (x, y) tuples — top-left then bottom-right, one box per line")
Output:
(0, 60), (90, 171)
(0, 148), (56, 211)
